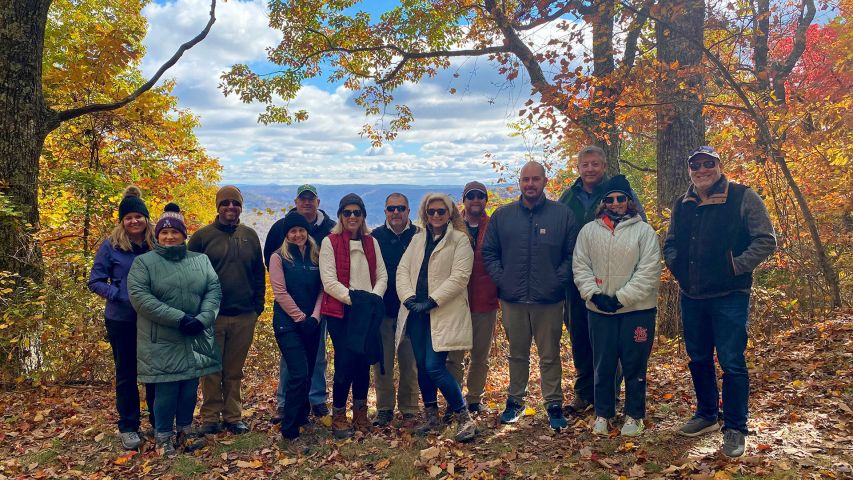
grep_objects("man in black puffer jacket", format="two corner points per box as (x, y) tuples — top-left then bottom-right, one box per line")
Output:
(482, 161), (578, 431)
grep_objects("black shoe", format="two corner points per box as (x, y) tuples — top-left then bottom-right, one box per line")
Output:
(373, 409), (394, 427)
(224, 421), (250, 435)
(442, 408), (454, 425)
(198, 422), (223, 435)
(311, 403), (330, 417)
(468, 403), (493, 415)
(176, 426), (207, 452)
(271, 407), (286, 425)
(565, 397), (592, 416)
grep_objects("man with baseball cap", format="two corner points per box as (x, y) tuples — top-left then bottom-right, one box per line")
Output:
(265, 184), (337, 422)
(664, 146), (776, 457)
(447, 181), (499, 415)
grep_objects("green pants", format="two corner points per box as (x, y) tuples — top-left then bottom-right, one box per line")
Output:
(447, 310), (498, 405)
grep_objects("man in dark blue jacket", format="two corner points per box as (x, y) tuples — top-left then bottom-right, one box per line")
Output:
(482, 161), (578, 431)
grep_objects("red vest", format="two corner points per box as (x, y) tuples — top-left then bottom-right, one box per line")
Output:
(320, 232), (378, 318)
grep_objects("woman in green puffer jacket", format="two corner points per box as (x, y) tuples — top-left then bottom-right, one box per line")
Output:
(128, 204), (222, 457)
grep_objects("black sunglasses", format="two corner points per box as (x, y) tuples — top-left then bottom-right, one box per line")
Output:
(688, 159), (718, 171)
(426, 208), (447, 217)
(342, 209), (362, 218)
(219, 200), (242, 207)
(465, 191), (486, 200)
(603, 195), (628, 204)
(386, 205), (407, 213)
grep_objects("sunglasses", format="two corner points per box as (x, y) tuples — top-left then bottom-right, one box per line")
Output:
(342, 209), (362, 218)
(386, 205), (407, 213)
(688, 159), (718, 171)
(426, 208), (447, 217)
(465, 191), (486, 200)
(603, 195), (628, 204)
(220, 200), (242, 207)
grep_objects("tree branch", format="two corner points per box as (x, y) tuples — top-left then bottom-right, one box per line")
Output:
(515, 1), (583, 31)
(49, 0), (217, 130)
(772, 0), (815, 80)
(620, 159), (656, 172)
(621, 0), (654, 68)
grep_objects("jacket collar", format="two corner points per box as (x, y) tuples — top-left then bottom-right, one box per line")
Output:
(570, 175), (610, 195)
(384, 220), (415, 236)
(214, 216), (239, 233)
(596, 213), (641, 231)
(683, 175), (729, 206)
(154, 242), (187, 261)
(518, 194), (547, 212)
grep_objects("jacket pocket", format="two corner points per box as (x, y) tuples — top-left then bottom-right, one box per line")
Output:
(150, 323), (159, 344)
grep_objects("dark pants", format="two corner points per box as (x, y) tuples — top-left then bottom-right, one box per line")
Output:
(274, 311), (321, 439)
(565, 284), (595, 403)
(407, 312), (465, 413)
(105, 320), (155, 433)
(681, 292), (750, 433)
(325, 315), (371, 409)
(588, 309), (656, 419)
(153, 377), (199, 434)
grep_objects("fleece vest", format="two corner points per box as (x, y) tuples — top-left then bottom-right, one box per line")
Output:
(320, 232), (378, 318)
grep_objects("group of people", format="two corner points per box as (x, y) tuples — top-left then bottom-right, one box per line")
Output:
(88, 144), (775, 459)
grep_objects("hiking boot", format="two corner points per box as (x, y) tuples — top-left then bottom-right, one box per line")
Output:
(311, 403), (330, 417)
(620, 416), (644, 437)
(442, 408), (454, 425)
(271, 406), (286, 425)
(546, 403), (568, 431)
(331, 407), (353, 439)
(722, 429), (746, 457)
(400, 413), (418, 430)
(352, 403), (372, 433)
(373, 409), (394, 427)
(282, 436), (310, 455)
(415, 404), (441, 436)
(454, 409), (477, 443)
(155, 432), (177, 458)
(499, 400), (524, 424)
(565, 397), (592, 415)
(176, 426), (207, 452)
(468, 403), (492, 415)
(592, 416), (611, 436)
(677, 417), (720, 437)
(224, 421), (250, 435)
(198, 422), (223, 435)
(119, 431), (144, 450)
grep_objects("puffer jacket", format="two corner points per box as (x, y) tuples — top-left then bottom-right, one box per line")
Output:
(128, 242), (223, 383)
(88, 239), (149, 322)
(572, 214), (661, 314)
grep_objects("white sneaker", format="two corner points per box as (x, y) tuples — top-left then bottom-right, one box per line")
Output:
(592, 416), (610, 436)
(620, 416), (644, 437)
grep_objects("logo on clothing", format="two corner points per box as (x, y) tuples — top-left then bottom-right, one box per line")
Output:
(633, 326), (648, 343)
(595, 277), (603, 285)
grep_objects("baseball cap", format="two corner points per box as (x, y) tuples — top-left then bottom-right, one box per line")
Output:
(686, 146), (721, 163)
(296, 184), (318, 197)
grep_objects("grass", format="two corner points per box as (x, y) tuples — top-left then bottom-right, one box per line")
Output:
(20, 438), (64, 466)
(212, 432), (267, 454)
(170, 456), (207, 478)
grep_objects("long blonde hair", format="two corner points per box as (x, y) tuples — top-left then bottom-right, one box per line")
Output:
(108, 185), (155, 251)
(418, 193), (468, 237)
(279, 234), (320, 265)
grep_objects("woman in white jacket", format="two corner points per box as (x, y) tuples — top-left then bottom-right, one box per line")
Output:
(573, 175), (661, 437)
(396, 192), (477, 443)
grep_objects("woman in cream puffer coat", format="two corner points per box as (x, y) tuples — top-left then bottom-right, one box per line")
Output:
(572, 175), (660, 438)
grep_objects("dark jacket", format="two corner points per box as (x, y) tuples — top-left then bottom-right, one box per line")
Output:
(188, 217), (266, 316)
(88, 239), (149, 322)
(264, 209), (336, 268)
(466, 214), (499, 313)
(271, 245), (322, 332)
(372, 222), (419, 317)
(481, 196), (578, 304)
(664, 176), (776, 299)
(346, 289), (385, 373)
(559, 176), (646, 228)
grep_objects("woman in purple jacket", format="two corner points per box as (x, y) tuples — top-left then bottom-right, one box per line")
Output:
(87, 186), (156, 450)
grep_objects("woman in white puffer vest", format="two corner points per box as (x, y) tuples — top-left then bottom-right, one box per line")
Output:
(572, 175), (661, 438)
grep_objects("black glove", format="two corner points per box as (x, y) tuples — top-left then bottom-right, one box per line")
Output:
(608, 295), (624, 312)
(591, 293), (622, 313)
(411, 297), (439, 314)
(403, 296), (418, 311)
(298, 316), (320, 336)
(179, 315), (205, 335)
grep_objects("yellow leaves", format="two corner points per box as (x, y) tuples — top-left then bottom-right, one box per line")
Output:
(374, 458), (390, 470)
(523, 407), (536, 416)
(113, 451), (137, 465)
(235, 459), (263, 469)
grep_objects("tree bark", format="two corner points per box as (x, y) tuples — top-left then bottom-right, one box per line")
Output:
(585, 0), (621, 176)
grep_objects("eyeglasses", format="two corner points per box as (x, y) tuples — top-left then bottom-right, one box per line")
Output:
(342, 209), (362, 218)
(688, 159), (718, 171)
(603, 195), (628, 204)
(465, 191), (486, 200)
(385, 205), (407, 213)
(220, 200), (242, 207)
(426, 208), (447, 217)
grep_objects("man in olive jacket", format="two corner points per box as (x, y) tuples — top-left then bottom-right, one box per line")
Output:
(482, 161), (577, 431)
(189, 185), (266, 435)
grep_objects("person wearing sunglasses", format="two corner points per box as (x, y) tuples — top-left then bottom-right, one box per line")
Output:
(188, 185), (266, 436)
(572, 175), (661, 438)
(447, 181), (499, 416)
(369, 193), (420, 428)
(319, 193), (388, 439)
(664, 146), (776, 457)
(558, 145), (646, 416)
(396, 193), (477, 442)
(482, 161), (577, 432)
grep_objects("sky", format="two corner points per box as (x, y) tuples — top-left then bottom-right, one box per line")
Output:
(141, 0), (567, 185)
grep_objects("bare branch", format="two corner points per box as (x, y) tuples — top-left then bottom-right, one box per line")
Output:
(515, 1), (583, 31)
(49, 0), (217, 130)
(620, 159), (656, 172)
(772, 0), (816, 79)
(622, 0), (654, 68)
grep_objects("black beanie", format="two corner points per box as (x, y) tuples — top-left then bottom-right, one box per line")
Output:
(281, 212), (311, 235)
(118, 185), (149, 219)
(602, 175), (633, 198)
(337, 193), (366, 217)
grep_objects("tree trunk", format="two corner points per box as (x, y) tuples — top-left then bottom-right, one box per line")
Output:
(587, 0), (621, 177)
(0, 0), (52, 283)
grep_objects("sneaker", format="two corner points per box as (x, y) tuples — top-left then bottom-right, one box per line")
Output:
(373, 409), (394, 427)
(677, 417), (720, 437)
(311, 403), (330, 417)
(119, 431), (144, 450)
(468, 403), (492, 415)
(176, 426), (207, 452)
(198, 422), (223, 435)
(499, 401), (524, 424)
(620, 416), (644, 437)
(224, 421), (250, 435)
(722, 429), (746, 457)
(454, 409), (477, 443)
(566, 397), (592, 415)
(546, 404), (568, 431)
(154, 432), (177, 458)
(592, 416), (611, 436)
(271, 406), (285, 425)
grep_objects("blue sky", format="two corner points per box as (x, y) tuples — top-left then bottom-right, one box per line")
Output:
(141, 0), (568, 185)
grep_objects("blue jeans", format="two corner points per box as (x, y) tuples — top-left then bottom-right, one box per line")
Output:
(681, 292), (750, 433)
(277, 317), (328, 408)
(407, 312), (465, 413)
(153, 377), (199, 434)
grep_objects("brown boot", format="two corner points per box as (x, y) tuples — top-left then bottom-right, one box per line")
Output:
(352, 401), (372, 433)
(415, 404), (441, 436)
(454, 409), (477, 443)
(331, 407), (353, 439)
